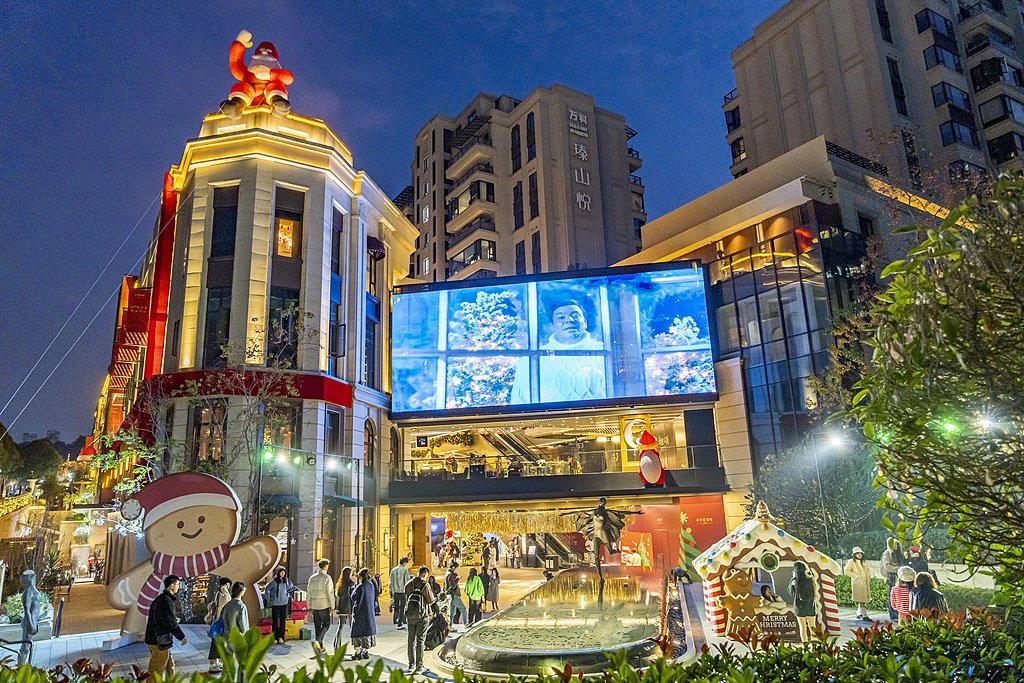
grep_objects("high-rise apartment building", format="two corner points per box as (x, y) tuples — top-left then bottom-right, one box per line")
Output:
(723, 0), (1024, 185)
(399, 84), (646, 282)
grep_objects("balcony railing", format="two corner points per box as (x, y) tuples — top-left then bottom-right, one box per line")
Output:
(630, 174), (644, 186)
(958, 0), (1007, 23)
(825, 140), (889, 176)
(627, 147), (641, 160)
(448, 136), (493, 168)
(447, 216), (496, 246)
(723, 88), (738, 105)
(966, 33), (1017, 59)
(390, 444), (721, 482)
(447, 163), (494, 195)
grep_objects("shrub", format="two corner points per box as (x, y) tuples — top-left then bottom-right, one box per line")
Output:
(2, 592), (52, 623)
(834, 574), (889, 611)
(836, 530), (889, 559)
(942, 584), (995, 613)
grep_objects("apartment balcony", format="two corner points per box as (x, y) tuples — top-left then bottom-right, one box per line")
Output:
(447, 136), (494, 179)
(446, 197), (496, 235)
(627, 147), (642, 171)
(722, 88), (739, 107)
(986, 128), (1024, 166)
(447, 216), (497, 254)
(449, 255), (500, 280)
(629, 174), (645, 189)
(958, 1), (1013, 37)
(965, 31), (1018, 62)
(447, 162), (495, 197)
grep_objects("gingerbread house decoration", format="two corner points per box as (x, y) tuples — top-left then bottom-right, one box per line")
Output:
(692, 501), (841, 636)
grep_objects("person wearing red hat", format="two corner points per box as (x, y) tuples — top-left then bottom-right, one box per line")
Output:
(106, 472), (281, 637)
(220, 30), (295, 119)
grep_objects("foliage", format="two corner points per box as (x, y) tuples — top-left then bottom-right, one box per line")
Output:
(91, 430), (156, 499)
(836, 527), (963, 564)
(845, 176), (1024, 592)
(748, 438), (879, 555)
(2, 591), (52, 623)
(2, 616), (1023, 683)
(16, 439), (64, 479)
(0, 423), (23, 481)
(427, 431), (474, 449)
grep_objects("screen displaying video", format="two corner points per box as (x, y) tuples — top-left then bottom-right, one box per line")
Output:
(390, 263), (716, 418)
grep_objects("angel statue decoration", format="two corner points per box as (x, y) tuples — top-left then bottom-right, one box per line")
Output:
(562, 497), (642, 581)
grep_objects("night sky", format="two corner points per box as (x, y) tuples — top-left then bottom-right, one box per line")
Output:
(0, 1), (785, 440)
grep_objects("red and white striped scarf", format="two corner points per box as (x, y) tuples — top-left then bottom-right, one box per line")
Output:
(137, 543), (230, 615)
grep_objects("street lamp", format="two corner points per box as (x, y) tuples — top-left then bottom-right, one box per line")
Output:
(808, 430), (849, 557)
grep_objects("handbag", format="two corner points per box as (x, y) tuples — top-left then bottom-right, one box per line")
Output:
(208, 618), (225, 638)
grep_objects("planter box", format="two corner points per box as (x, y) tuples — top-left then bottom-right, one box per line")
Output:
(0, 618), (53, 642)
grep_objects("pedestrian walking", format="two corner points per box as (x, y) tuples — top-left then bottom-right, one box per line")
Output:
(788, 561), (817, 642)
(486, 567), (500, 611)
(844, 547), (873, 622)
(465, 567), (485, 624)
(349, 568), (377, 660)
(403, 566), (438, 674)
(372, 573), (383, 616)
(389, 557), (412, 629)
(218, 581), (250, 665)
(481, 543), (491, 570)
(909, 571), (948, 616)
(480, 565), (491, 609)
(880, 539), (904, 622)
(144, 575), (187, 681)
(307, 559), (334, 655)
(890, 566), (916, 625)
(206, 577), (232, 673)
(264, 566), (295, 644)
(333, 566), (354, 651)
(444, 562), (468, 628)
(427, 574), (442, 599)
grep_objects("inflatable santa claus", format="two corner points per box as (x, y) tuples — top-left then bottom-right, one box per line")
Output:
(637, 429), (665, 487)
(220, 30), (294, 119)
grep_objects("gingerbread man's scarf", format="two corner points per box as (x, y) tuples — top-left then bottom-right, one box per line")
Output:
(137, 543), (230, 615)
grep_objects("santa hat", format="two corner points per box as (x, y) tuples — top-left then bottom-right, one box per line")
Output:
(121, 473), (240, 529)
(637, 430), (659, 449)
(254, 42), (279, 59)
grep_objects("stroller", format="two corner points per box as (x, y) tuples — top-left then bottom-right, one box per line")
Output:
(425, 612), (451, 651)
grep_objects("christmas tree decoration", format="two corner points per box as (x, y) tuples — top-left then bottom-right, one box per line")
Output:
(678, 513), (701, 570)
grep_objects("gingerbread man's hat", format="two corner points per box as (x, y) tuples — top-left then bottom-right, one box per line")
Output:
(121, 472), (240, 529)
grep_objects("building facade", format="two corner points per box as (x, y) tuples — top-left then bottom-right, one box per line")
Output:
(86, 104), (417, 582)
(724, 0), (1024, 183)
(400, 85), (646, 282)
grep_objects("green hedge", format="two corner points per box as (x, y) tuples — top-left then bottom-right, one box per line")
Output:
(5, 615), (1022, 683)
(834, 574), (994, 614)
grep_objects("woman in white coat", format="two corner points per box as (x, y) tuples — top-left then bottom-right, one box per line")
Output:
(844, 546), (873, 622)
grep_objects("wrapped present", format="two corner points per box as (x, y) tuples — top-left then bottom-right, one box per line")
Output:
(299, 626), (312, 641)
(285, 619), (303, 640)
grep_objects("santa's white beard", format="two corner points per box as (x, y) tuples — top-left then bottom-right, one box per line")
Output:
(250, 54), (281, 71)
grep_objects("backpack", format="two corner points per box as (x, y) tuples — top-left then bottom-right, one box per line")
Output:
(445, 572), (460, 596)
(405, 585), (426, 622)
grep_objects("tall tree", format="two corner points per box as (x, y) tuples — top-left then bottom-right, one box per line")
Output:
(0, 422), (23, 490)
(846, 176), (1024, 590)
(16, 438), (63, 479)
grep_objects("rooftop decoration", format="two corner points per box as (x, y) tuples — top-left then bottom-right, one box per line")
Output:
(220, 30), (294, 119)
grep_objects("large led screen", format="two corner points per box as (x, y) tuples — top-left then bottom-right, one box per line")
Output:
(390, 262), (716, 418)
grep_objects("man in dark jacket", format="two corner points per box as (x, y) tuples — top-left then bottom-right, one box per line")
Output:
(404, 566), (437, 674)
(145, 575), (187, 680)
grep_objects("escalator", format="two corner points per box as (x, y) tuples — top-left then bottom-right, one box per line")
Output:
(530, 532), (584, 570)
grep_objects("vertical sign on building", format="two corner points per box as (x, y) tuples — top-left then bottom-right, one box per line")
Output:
(568, 108), (594, 268)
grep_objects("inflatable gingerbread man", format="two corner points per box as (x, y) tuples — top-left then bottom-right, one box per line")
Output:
(106, 472), (281, 636)
(220, 30), (294, 119)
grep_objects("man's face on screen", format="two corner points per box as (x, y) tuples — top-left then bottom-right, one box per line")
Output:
(551, 304), (588, 344)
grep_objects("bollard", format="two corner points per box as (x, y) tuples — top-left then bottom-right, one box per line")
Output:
(53, 597), (65, 638)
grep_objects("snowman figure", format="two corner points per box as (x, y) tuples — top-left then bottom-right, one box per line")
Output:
(637, 430), (665, 487)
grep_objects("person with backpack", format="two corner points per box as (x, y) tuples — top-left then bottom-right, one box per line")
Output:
(444, 562), (468, 629)
(788, 561), (817, 642)
(880, 539), (905, 622)
(403, 566), (438, 674)
(206, 577), (232, 673)
(465, 567), (486, 624)
(144, 575), (187, 681)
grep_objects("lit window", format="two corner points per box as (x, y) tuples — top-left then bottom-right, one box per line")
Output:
(422, 206), (430, 224)
(276, 218), (296, 257)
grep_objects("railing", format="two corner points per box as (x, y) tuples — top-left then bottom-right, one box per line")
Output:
(0, 493), (33, 518)
(723, 88), (739, 104)
(825, 140), (889, 176)
(447, 216), (496, 246)
(392, 444), (721, 482)
(958, 0), (1007, 23)
(630, 174), (644, 186)
(627, 147), (641, 160)
(965, 33), (1017, 59)
(448, 136), (493, 167)
(447, 163), (494, 194)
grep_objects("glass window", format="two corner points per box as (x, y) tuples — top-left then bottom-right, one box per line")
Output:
(725, 107), (741, 133)
(875, 0), (892, 43)
(203, 287), (231, 368)
(210, 186), (239, 258)
(940, 120), (979, 147)
(731, 137), (746, 163)
(331, 207), (343, 275)
(329, 302), (343, 375)
(531, 232), (541, 273)
(857, 214), (876, 238)
(513, 181), (524, 228)
(979, 94), (1024, 126)
(267, 286), (299, 368)
(365, 312), (378, 388)
(915, 8), (954, 38)
(515, 240), (526, 275)
(526, 112), (536, 160)
(988, 131), (1024, 164)
(887, 59), (909, 117)
(924, 45), (962, 73)
(325, 408), (342, 454)
(191, 404), (226, 464)
(528, 172), (539, 218)
(931, 82), (971, 110)
(422, 206), (429, 224)
(274, 187), (304, 259)
(511, 124), (522, 172)
(450, 239), (497, 274)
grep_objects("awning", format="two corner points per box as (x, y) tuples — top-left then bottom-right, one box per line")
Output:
(366, 236), (386, 261)
(323, 494), (368, 508)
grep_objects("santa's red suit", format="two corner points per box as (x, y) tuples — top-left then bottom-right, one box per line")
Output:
(221, 30), (294, 118)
